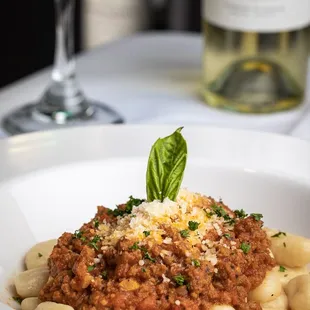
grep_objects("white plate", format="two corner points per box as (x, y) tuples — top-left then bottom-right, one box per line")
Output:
(0, 125), (310, 309)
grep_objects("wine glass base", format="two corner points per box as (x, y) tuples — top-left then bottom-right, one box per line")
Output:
(2, 101), (124, 135)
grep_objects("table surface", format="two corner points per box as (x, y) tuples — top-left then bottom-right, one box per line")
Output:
(0, 32), (309, 140)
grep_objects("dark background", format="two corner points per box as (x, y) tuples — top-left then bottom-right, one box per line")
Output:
(0, 0), (82, 88)
(0, 0), (201, 89)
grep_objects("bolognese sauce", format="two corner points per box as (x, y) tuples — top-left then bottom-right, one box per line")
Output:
(39, 189), (275, 310)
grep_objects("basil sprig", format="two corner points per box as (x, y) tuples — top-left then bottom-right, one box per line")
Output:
(146, 127), (187, 202)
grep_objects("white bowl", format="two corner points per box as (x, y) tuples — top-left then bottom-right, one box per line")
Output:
(0, 125), (309, 309)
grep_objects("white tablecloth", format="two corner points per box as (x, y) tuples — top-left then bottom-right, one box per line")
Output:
(0, 33), (309, 140)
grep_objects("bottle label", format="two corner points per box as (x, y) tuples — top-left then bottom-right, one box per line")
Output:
(203, 0), (310, 32)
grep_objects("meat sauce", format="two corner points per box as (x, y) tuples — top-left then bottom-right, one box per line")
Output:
(39, 192), (275, 310)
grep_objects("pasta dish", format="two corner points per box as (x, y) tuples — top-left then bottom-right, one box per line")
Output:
(12, 129), (310, 310)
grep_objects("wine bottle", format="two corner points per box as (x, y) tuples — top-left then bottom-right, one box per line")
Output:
(202, 0), (310, 113)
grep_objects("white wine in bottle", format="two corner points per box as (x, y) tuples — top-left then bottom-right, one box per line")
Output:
(202, 0), (310, 113)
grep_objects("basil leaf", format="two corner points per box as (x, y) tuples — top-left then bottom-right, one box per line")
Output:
(146, 127), (187, 202)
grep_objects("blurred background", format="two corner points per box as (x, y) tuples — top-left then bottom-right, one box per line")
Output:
(0, 0), (201, 88)
(1, 0), (309, 139)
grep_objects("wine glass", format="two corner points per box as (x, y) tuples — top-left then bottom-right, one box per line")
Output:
(3, 0), (123, 135)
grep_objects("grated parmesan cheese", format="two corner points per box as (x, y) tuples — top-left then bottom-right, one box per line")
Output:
(213, 223), (222, 236)
(97, 189), (236, 266)
(185, 251), (192, 257)
(163, 237), (172, 244)
(162, 274), (171, 283)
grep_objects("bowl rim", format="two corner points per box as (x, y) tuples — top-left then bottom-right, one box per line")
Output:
(0, 124), (309, 185)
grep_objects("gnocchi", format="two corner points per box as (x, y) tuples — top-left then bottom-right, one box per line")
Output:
(35, 302), (74, 310)
(21, 297), (41, 310)
(248, 268), (282, 303)
(260, 290), (288, 310)
(285, 274), (310, 310)
(265, 229), (310, 267)
(25, 240), (57, 270)
(15, 267), (49, 298)
(277, 265), (309, 288)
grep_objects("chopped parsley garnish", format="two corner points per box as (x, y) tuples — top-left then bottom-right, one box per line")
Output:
(102, 271), (108, 280)
(92, 235), (101, 242)
(279, 265), (287, 272)
(173, 274), (186, 286)
(38, 252), (43, 258)
(144, 251), (156, 263)
(142, 268), (146, 273)
(129, 243), (156, 262)
(108, 208), (125, 217)
(283, 242), (287, 248)
(143, 231), (151, 237)
(271, 231), (287, 238)
(223, 214), (232, 221)
(204, 209), (213, 218)
(125, 196), (145, 213)
(94, 218), (100, 229)
(211, 204), (227, 218)
(173, 274), (190, 289)
(73, 230), (82, 238)
(129, 242), (140, 250)
(225, 218), (236, 226)
(87, 265), (95, 272)
(250, 213), (263, 221)
(107, 209), (116, 216)
(234, 209), (248, 218)
(180, 229), (190, 238)
(188, 221), (200, 231)
(211, 204), (234, 224)
(12, 296), (23, 304)
(223, 233), (231, 240)
(192, 259), (200, 267)
(240, 242), (251, 254)
(73, 230), (86, 242)
(109, 196), (145, 217)
(88, 235), (100, 250)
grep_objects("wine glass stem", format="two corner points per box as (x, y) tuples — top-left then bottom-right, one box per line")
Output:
(52, 0), (76, 82)
(37, 0), (88, 116)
